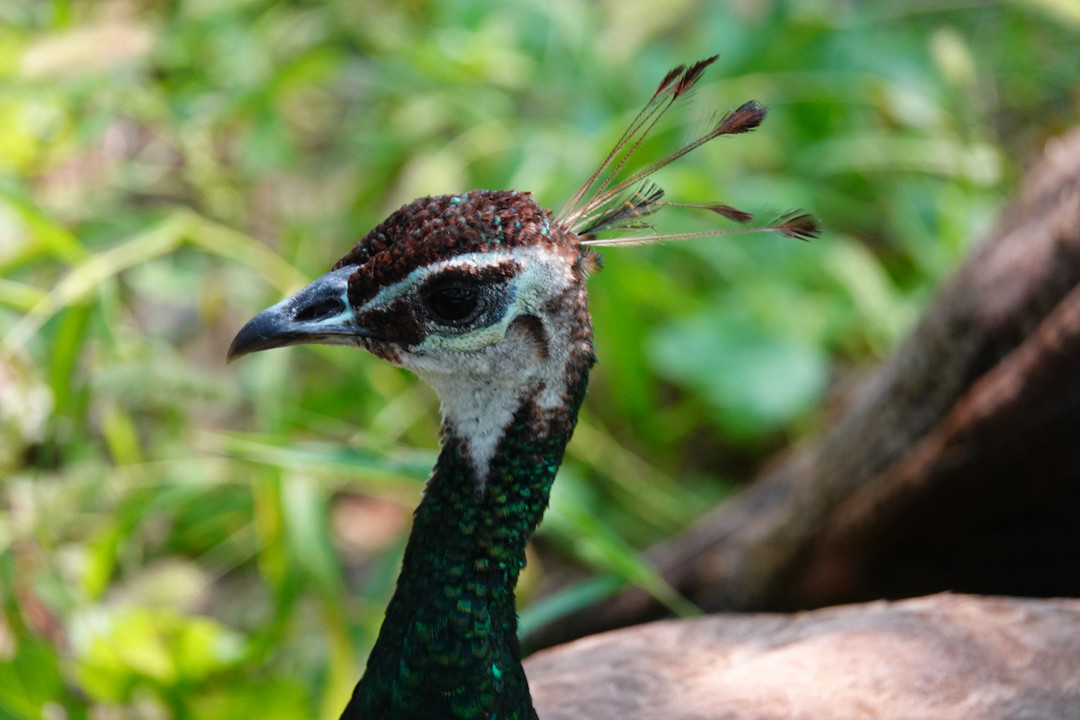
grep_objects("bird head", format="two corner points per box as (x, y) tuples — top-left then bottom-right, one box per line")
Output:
(228, 190), (598, 479)
(227, 189), (594, 383)
(227, 57), (819, 477)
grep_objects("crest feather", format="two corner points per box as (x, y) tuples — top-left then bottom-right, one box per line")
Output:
(560, 58), (819, 249)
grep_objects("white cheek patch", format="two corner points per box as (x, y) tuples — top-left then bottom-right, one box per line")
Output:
(390, 247), (577, 489)
(418, 342), (540, 492)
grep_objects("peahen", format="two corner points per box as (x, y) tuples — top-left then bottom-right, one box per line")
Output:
(228, 57), (1080, 720)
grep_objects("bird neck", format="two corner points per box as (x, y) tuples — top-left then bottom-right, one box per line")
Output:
(341, 363), (591, 720)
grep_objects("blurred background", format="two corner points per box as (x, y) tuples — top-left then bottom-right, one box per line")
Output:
(1, 0), (1078, 718)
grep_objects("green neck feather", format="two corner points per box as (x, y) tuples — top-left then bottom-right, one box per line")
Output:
(340, 371), (590, 720)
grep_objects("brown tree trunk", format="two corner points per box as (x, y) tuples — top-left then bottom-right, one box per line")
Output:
(528, 128), (1080, 651)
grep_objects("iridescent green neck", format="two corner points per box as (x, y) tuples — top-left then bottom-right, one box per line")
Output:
(340, 369), (590, 720)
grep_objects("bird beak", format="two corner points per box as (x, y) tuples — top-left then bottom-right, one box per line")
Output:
(227, 265), (367, 362)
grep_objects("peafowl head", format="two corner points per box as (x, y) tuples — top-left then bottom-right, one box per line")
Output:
(227, 56), (819, 481)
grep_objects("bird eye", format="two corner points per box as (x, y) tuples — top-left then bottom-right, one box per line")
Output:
(425, 286), (480, 323)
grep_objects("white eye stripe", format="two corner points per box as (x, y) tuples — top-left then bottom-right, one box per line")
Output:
(358, 254), (494, 312)
(357, 246), (562, 313)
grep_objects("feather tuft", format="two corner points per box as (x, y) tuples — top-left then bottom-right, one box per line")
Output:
(654, 64), (686, 98)
(578, 183), (665, 236)
(774, 211), (822, 241)
(712, 204), (755, 223)
(716, 101), (768, 135)
(579, 209), (822, 248)
(559, 57), (819, 252)
(674, 55), (719, 95)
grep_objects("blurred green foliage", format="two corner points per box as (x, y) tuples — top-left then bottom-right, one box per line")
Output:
(0, 0), (1077, 717)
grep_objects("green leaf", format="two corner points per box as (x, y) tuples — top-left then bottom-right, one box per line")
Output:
(192, 679), (310, 720)
(648, 309), (828, 440)
(282, 475), (342, 596)
(0, 637), (65, 719)
(72, 608), (245, 702)
(199, 431), (432, 490)
(542, 477), (700, 619)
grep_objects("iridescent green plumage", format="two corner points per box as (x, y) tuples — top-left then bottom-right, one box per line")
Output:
(342, 371), (590, 719)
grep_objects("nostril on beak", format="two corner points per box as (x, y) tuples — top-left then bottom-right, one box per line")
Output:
(294, 297), (346, 323)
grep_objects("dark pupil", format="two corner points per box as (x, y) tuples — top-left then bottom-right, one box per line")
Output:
(428, 287), (478, 321)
